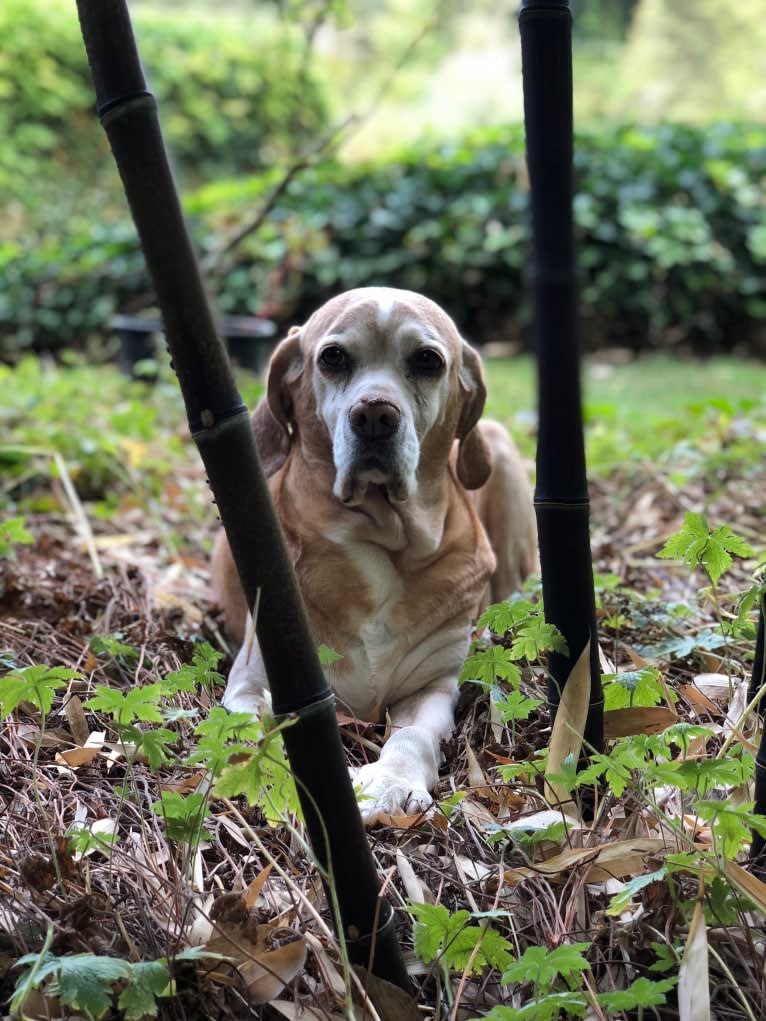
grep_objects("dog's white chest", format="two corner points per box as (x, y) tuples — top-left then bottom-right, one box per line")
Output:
(349, 543), (402, 658)
(329, 542), (405, 716)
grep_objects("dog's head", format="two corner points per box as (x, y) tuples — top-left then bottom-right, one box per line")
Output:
(266, 287), (491, 505)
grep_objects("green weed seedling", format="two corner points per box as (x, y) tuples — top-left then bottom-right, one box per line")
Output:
(408, 902), (512, 992)
(0, 664), (81, 880)
(0, 515), (34, 557)
(480, 943), (676, 1020)
(657, 511), (754, 586)
(602, 666), (667, 710)
(405, 904), (678, 1021)
(11, 939), (217, 1021)
(459, 598), (566, 743)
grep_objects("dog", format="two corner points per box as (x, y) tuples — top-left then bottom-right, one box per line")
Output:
(211, 287), (537, 824)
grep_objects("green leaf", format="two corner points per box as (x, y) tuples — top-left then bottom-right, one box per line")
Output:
(0, 515), (34, 557)
(648, 754), (752, 796)
(603, 667), (664, 710)
(606, 868), (666, 916)
(410, 902), (453, 963)
(89, 634), (139, 665)
(51, 954), (130, 1020)
(118, 960), (170, 1020)
(694, 799), (766, 857)
(648, 940), (680, 973)
(137, 728), (176, 769)
(657, 512), (754, 583)
(510, 618), (568, 661)
(318, 643), (343, 666)
(598, 976), (677, 1011)
(213, 729), (300, 825)
(190, 706), (265, 777)
(68, 826), (119, 858)
(705, 525), (754, 583)
(152, 791), (211, 846)
(0, 664), (79, 716)
(479, 992), (590, 1021)
(85, 684), (164, 726)
(501, 943), (590, 990)
(409, 902), (512, 975)
(657, 511), (709, 567)
(706, 875), (740, 925)
(730, 583), (763, 638)
(477, 599), (535, 635)
(160, 643), (224, 694)
(546, 753), (578, 796)
(10, 941), (59, 1017)
(460, 645), (521, 688)
(493, 689), (543, 723)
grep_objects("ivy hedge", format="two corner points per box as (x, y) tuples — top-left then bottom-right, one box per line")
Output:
(3, 122), (766, 359)
(0, 0), (326, 210)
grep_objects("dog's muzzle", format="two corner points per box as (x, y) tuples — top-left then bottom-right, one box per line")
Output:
(334, 397), (414, 505)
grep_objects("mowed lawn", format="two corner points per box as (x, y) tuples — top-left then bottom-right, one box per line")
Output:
(482, 353), (766, 473)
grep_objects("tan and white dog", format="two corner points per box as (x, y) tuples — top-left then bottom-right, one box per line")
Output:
(211, 287), (537, 823)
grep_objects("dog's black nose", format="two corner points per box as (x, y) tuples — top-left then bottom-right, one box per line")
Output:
(349, 399), (401, 439)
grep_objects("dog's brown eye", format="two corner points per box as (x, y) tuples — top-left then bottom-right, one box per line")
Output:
(410, 348), (445, 375)
(319, 345), (350, 372)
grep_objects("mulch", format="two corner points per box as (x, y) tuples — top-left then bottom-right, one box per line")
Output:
(1, 445), (764, 1019)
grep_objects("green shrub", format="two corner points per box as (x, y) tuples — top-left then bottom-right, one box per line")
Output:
(0, 0), (326, 214)
(3, 122), (766, 358)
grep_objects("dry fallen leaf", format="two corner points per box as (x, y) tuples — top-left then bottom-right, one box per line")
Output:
(64, 693), (89, 746)
(501, 837), (667, 887)
(678, 894), (710, 1021)
(352, 965), (421, 1021)
(271, 1003), (345, 1021)
(160, 770), (206, 796)
(396, 848), (432, 904)
(206, 895), (307, 1005)
(544, 641), (591, 810)
(604, 706), (678, 739)
(459, 795), (500, 833)
(722, 860), (766, 914)
(303, 932), (346, 999)
(678, 683), (721, 717)
(465, 738), (488, 789)
(373, 811), (430, 830)
(693, 673), (733, 700)
(244, 863), (274, 909)
(624, 645), (650, 670)
(55, 745), (102, 768)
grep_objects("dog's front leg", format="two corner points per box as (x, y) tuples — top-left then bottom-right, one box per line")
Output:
(353, 678), (458, 825)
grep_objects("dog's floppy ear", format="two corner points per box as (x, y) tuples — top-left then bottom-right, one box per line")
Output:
(266, 325), (304, 438)
(456, 340), (491, 490)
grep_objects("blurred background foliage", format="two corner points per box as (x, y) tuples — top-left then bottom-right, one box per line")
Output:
(1, 0), (765, 360)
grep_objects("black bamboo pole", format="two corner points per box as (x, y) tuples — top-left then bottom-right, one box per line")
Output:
(75, 0), (409, 989)
(518, 0), (604, 753)
(748, 599), (765, 867)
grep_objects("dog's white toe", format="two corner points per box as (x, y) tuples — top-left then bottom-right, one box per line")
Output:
(352, 762), (433, 825)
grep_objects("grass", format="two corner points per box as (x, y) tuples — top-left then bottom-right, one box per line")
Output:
(484, 353), (766, 472)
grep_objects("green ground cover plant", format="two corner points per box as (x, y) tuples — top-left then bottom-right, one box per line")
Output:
(3, 122), (766, 358)
(0, 352), (764, 1018)
(0, 0), (326, 214)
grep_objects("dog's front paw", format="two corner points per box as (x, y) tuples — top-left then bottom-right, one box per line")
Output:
(352, 762), (433, 825)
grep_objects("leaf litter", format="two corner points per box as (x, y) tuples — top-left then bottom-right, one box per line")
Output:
(0, 368), (765, 1019)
